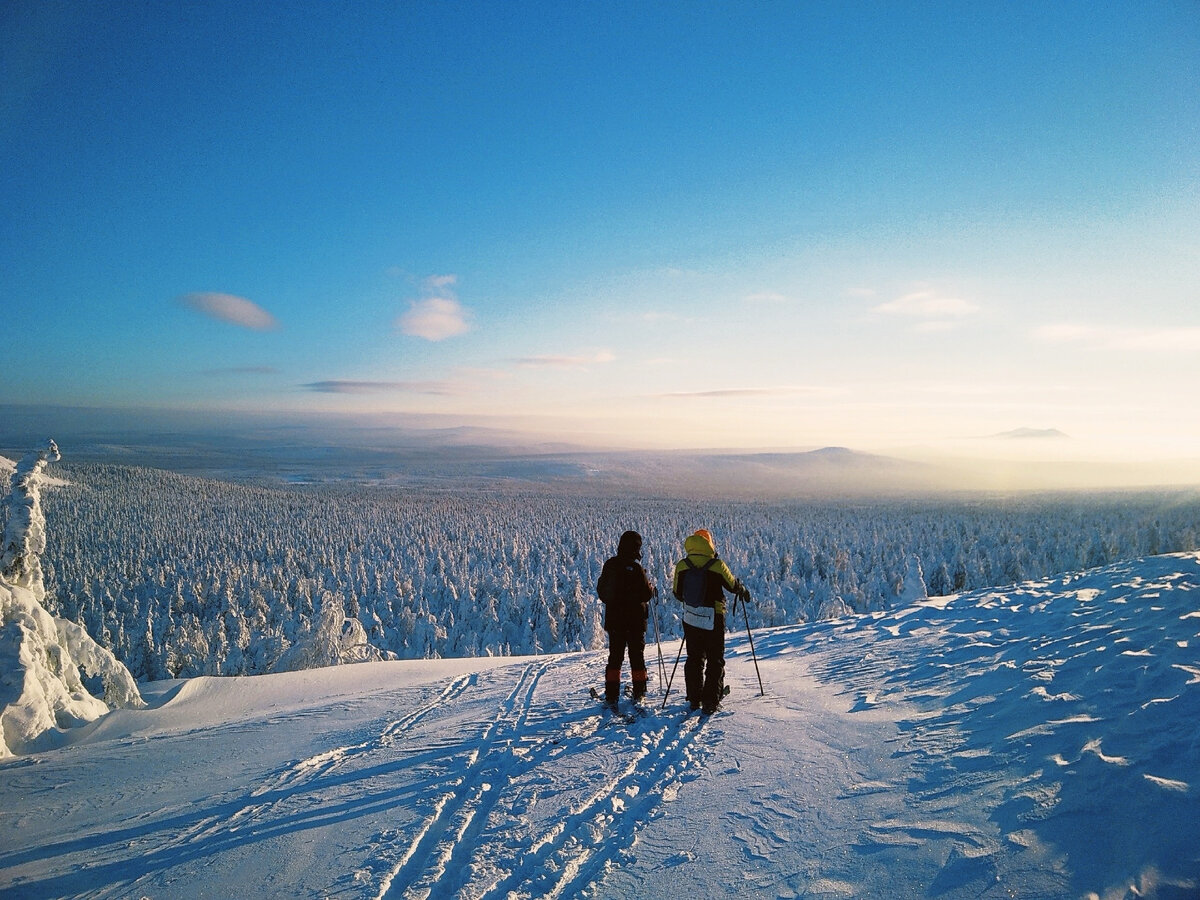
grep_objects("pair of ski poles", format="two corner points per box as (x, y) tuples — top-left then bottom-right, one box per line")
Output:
(656, 589), (764, 709)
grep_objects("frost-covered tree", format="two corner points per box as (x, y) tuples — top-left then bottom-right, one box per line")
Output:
(1, 443), (143, 756)
(274, 591), (391, 672)
(2, 441), (61, 594)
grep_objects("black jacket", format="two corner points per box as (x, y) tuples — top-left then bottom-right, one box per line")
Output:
(596, 530), (653, 633)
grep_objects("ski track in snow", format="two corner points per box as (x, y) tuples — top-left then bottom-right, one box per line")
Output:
(4, 653), (718, 900)
(373, 658), (715, 900)
(75, 672), (485, 900)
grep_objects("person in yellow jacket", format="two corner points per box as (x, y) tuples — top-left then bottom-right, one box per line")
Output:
(671, 529), (748, 713)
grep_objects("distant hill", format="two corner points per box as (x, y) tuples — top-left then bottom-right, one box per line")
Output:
(468, 446), (941, 498)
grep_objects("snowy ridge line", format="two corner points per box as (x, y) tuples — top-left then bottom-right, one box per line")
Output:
(483, 707), (713, 900)
(376, 660), (552, 899)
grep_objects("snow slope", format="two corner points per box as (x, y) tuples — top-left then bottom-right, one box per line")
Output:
(2, 553), (1198, 899)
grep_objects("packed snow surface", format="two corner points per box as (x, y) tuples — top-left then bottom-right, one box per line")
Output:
(2, 553), (1199, 899)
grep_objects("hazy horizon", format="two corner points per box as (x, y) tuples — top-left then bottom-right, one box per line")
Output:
(3, 402), (1198, 495)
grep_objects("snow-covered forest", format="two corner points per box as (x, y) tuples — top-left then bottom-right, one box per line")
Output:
(32, 462), (1200, 681)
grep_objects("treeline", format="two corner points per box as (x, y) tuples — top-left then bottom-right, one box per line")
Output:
(35, 463), (1200, 681)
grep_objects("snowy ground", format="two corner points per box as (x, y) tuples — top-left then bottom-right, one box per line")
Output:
(2, 553), (1199, 899)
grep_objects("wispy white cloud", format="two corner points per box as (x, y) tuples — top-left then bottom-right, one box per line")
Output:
(396, 274), (472, 341)
(662, 385), (826, 399)
(604, 310), (684, 326)
(1113, 328), (1200, 352)
(513, 351), (616, 369)
(180, 292), (279, 331)
(874, 290), (978, 319)
(303, 379), (460, 395)
(397, 298), (471, 341)
(456, 366), (511, 382)
(1033, 323), (1200, 352)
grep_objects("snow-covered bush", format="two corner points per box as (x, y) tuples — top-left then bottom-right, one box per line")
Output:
(0, 443), (143, 757)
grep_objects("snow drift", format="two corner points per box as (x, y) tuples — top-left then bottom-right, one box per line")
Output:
(0, 442), (142, 757)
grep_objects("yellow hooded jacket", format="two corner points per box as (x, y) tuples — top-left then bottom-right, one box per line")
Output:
(672, 532), (741, 616)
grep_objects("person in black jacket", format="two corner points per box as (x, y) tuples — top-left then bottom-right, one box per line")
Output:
(596, 530), (654, 707)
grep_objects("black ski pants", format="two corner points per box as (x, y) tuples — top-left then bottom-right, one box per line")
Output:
(684, 613), (725, 709)
(606, 624), (647, 703)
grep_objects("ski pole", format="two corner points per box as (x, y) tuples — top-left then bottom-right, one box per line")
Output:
(661, 633), (686, 709)
(650, 589), (667, 692)
(741, 591), (765, 696)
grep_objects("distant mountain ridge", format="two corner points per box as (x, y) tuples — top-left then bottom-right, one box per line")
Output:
(3, 405), (1198, 492)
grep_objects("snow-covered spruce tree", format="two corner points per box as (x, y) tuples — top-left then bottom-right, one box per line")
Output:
(1, 440), (61, 594)
(271, 590), (391, 673)
(0, 442), (143, 757)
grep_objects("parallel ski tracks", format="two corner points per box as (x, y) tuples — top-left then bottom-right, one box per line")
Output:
(479, 709), (711, 900)
(377, 659), (715, 900)
(376, 659), (551, 899)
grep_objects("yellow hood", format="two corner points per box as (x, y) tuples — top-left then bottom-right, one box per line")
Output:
(683, 532), (715, 559)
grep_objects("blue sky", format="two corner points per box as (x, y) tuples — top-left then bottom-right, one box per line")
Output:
(2, 1), (1198, 460)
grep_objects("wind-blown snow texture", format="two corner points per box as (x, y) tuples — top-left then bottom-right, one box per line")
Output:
(2, 552), (1197, 898)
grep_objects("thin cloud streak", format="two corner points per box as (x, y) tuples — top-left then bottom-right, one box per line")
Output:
(662, 386), (827, 399)
(874, 290), (978, 319)
(303, 380), (460, 395)
(513, 351), (616, 368)
(180, 292), (280, 331)
(1033, 324), (1200, 352)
